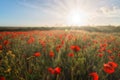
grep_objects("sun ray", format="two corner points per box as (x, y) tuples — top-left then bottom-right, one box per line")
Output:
(19, 0), (90, 26)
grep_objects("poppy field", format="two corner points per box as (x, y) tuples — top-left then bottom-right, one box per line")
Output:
(0, 30), (120, 80)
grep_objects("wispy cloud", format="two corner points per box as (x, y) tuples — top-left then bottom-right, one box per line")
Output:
(3, 0), (120, 26)
(99, 6), (120, 17)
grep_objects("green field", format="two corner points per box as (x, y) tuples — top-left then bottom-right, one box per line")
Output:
(0, 27), (120, 80)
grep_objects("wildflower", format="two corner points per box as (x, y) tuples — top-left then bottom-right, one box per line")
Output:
(33, 52), (41, 57)
(118, 53), (120, 57)
(108, 62), (118, 69)
(0, 36), (3, 40)
(101, 47), (106, 51)
(98, 47), (106, 53)
(39, 40), (46, 47)
(106, 50), (112, 54)
(54, 67), (61, 74)
(27, 37), (35, 44)
(61, 40), (64, 45)
(49, 51), (54, 58)
(103, 62), (118, 74)
(68, 53), (74, 57)
(56, 45), (62, 52)
(97, 53), (104, 58)
(108, 56), (114, 60)
(48, 67), (55, 74)
(103, 64), (115, 74)
(48, 67), (61, 75)
(89, 72), (99, 80)
(0, 45), (2, 50)
(3, 40), (10, 46)
(70, 45), (80, 52)
(0, 76), (6, 80)
(100, 43), (108, 48)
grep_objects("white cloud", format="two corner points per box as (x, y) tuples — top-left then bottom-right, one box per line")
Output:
(99, 6), (120, 17)
(17, 0), (120, 25)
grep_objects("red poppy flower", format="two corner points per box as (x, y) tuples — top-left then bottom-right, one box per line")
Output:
(0, 36), (3, 40)
(108, 56), (114, 60)
(118, 53), (120, 57)
(103, 64), (115, 74)
(54, 67), (61, 74)
(97, 53), (104, 58)
(39, 40), (46, 47)
(93, 40), (98, 44)
(98, 49), (102, 53)
(61, 40), (64, 45)
(3, 40), (10, 46)
(27, 37), (35, 44)
(68, 53), (74, 57)
(100, 43), (108, 48)
(89, 72), (99, 80)
(33, 52), (41, 57)
(108, 62), (118, 69)
(56, 45), (62, 52)
(0, 76), (6, 80)
(49, 51), (54, 58)
(106, 50), (112, 54)
(70, 46), (76, 50)
(101, 47), (106, 51)
(0, 45), (2, 50)
(70, 45), (80, 52)
(48, 67), (55, 74)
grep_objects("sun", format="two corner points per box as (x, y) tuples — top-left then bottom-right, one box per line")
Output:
(66, 10), (88, 26)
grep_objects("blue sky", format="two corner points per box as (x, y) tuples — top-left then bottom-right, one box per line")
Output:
(0, 0), (120, 26)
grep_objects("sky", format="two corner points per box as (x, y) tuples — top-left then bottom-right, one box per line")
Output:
(0, 0), (120, 27)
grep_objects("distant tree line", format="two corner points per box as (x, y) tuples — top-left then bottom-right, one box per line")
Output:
(0, 26), (120, 33)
